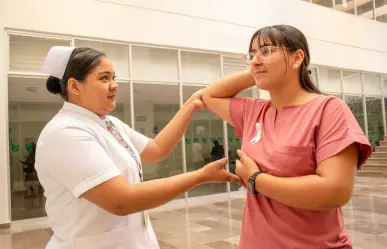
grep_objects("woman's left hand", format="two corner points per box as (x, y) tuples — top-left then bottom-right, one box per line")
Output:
(184, 89), (206, 111)
(236, 150), (261, 186)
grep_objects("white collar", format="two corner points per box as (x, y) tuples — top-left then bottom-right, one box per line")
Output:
(62, 101), (106, 126)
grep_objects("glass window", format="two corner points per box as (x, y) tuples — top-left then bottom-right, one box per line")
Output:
(335, 0), (356, 14)
(222, 56), (247, 76)
(317, 68), (341, 93)
(356, 0), (375, 19)
(181, 52), (221, 84)
(75, 40), (130, 80)
(312, 0), (334, 8)
(110, 82), (131, 126)
(310, 68), (318, 86)
(366, 97), (384, 148)
(363, 73), (382, 95)
(343, 71), (362, 94)
(9, 35), (71, 73)
(376, 1), (387, 23)
(345, 95), (366, 132)
(8, 75), (65, 220)
(383, 75), (387, 95)
(132, 46), (178, 83)
(183, 85), (227, 197)
(133, 83), (183, 188)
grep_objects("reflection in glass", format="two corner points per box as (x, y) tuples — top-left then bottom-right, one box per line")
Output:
(343, 71), (362, 94)
(335, 0), (356, 14)
(363, 73), (381, 95)
(132, 46), (178, 82)
(356, 0), (375, 19)
(312, 0), (334, 8)
(366, 97), (384, 149)
(9, 102), (62, 220)
(133, 83), (183, 186)
(9, 35), (70, 73)
(181, 52), (221, 83)
(183, 85), (227, 197)
(318, 68), (341, 93)
(376, 2), (387, 23)
(383, 76), (387, 95)
(345, 95), (366, 132)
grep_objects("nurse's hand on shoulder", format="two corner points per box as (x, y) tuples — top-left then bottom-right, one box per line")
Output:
(184, 89), (206, 111)
(198, 158), (241, 184)
(235, 150), (261, 186)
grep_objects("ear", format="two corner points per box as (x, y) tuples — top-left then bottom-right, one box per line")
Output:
(67, 78), (82, 96)
(292, 50), (305, 70)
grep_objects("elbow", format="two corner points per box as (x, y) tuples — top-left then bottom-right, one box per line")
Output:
(201, 88), (212, 105)
(321, 184), (353, 210)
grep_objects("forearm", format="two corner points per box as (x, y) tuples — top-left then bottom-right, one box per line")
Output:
(122, 171), (201, 215)
(255, 173), (351, 211)
(153, 103), (196, 160)
(203, 70), (255, 99)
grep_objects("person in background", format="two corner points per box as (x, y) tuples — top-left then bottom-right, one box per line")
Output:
(36, 46), (240, 249)
(202, 25), (372, 249)
(20, 142), (39, 197)
(210, 139), (225, 162)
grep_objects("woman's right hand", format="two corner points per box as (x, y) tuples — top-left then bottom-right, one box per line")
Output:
(197, 158), (242, 185)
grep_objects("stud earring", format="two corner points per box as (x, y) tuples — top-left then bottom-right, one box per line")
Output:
(293, 64), (298, 69)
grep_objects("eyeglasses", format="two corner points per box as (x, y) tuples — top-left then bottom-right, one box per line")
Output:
(243, 46), (284, 64)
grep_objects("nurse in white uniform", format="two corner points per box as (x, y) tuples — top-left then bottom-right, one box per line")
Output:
(36, 46), (240, 249)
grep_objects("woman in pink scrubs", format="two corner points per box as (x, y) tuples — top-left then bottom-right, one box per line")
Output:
(202, 25), (372, 249)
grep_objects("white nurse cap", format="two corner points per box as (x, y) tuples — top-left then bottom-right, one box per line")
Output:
(42, 46), (75, 79)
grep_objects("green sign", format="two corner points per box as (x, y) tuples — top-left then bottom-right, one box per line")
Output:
(236, 138), (241, 142)
(210, 137), (215, 142)
(228, 137), (234, 143)
(11, 144), (19, 152)
(25, 143), (34, 152)
(218, 137), (223, 143)
(185, 138), (191, 144)
(193, 138), (199, 143)
(201, 138), (207, 143)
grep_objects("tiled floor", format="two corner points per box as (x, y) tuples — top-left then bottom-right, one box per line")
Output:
(2, 176), (387, 248)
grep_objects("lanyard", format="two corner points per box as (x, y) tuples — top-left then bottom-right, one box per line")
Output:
(103, 117), (143, 182)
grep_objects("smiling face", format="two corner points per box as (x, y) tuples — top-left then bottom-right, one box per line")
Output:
(68, 57), (119, 116)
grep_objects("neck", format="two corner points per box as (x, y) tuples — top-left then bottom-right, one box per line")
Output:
(269, 79), (305, 111)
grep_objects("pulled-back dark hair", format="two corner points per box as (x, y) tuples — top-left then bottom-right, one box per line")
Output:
(46, 47), (106, 100)
(249, 25), (321, 94)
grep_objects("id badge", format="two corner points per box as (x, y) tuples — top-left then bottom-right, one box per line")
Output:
(143, 211), (150, 228)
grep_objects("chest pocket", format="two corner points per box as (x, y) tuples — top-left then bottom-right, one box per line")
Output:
(270, 145), (315, 177)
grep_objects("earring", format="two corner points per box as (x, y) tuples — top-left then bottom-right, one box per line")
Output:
(293, 64), (298, 69)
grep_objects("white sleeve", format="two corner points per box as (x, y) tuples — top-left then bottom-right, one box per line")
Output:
(37, 125), (121, 198)
(110, 117), (149, 154)
(125, 125), (149, 154)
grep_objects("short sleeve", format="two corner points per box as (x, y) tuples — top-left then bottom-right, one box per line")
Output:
(229, 97), (266, 137)
(315, 98), (372, 167)
(110, 116), (149, 154)
(36, 125), (121, 198)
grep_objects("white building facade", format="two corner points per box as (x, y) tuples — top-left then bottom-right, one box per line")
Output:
(1, 0), (387, 227)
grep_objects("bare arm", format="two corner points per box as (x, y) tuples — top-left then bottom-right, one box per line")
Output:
(236, 145), (358, 211)
(140, 93), (202, 164)
(82, 159), (240, 216)
(202, 70), (255, 125)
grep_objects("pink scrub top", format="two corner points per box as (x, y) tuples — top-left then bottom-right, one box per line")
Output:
(230, 95), (372, 249)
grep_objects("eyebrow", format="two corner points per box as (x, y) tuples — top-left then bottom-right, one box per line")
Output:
(98, 71), (115, 76)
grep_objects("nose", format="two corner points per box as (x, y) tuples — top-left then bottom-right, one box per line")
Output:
(251, 53), (262, 66)
(110, 81), (118, 92)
